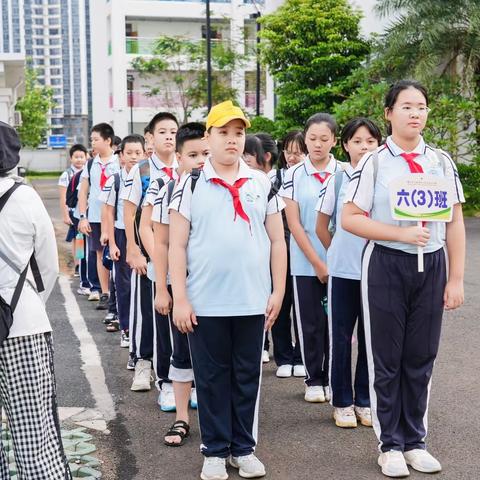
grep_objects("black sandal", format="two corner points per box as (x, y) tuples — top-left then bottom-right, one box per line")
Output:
(106, 320), (120, 332)
(164, 420), (190, 447)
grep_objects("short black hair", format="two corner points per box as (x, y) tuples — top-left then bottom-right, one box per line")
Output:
(340, 118), (382, 161)
(120, 134), (145, 153)
(145, 112), (179, 135)
(112, 135), (122, 148)
(255, 133), (278, 168)
(69, 143), (88, 158)
(244, 135), (265, 168)
(304, 113), (337, 136)
(176, 122), (206, 153)
(278, 130), (307, 169)
(91, 122), (115, 146)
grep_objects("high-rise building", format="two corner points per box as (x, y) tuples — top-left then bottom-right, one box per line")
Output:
(0, 0), (91, 143)
(91, 0), (264, 138)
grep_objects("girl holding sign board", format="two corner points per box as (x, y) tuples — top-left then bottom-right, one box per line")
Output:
(342, 80), (465, 478)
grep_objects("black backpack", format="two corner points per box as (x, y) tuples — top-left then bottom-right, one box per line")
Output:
(65, 159), (93, 209)
(0, 183), (44, 344)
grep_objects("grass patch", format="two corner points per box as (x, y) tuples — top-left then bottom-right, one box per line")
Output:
(26, 170), (62, 180)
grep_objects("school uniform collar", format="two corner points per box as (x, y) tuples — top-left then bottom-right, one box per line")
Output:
(386, 136), (427, 157)
(120, 167), (127, 180)
(93, 153), (116, 165)
(344, 163), (355, 179)
(203, 157), (253, 182)
(0, 177), (15, 196)
(304, 154), (337, 175)
(150, 152), (178, 171)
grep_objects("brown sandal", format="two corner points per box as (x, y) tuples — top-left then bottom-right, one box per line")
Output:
(106, 320), (120, 332)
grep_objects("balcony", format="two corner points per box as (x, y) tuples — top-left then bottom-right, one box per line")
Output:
(126, 36), (257, 56)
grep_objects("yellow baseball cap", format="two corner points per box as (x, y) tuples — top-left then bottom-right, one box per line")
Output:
(206, 101), (251, 130)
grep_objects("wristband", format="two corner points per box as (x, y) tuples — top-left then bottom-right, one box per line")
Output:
(79, 214), (86, 220)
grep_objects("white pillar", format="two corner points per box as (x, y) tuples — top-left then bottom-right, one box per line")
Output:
(230, 0), (246, 108)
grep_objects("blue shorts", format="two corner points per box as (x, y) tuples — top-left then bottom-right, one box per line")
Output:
(65, 211), (78, 242)
(88, 222), (103, 252)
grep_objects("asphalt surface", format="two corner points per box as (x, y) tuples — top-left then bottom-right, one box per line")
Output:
(33, 178), (480, 480)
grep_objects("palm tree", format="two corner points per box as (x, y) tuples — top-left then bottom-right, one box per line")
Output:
(375, 0), (480, 92)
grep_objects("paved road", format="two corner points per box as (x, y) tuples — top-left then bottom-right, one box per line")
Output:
(34, 178), (480, 479)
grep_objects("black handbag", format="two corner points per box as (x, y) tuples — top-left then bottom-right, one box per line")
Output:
(0, 183), (44, 345)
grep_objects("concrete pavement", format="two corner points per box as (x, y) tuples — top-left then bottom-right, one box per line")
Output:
(33, 178), (480, 479)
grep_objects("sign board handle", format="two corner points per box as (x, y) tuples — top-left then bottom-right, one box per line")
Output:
(417, 221), (424, 273)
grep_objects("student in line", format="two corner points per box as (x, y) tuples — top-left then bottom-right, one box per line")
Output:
(58, 144), (87, 278)
(151, 122), (209, 445)
(169, 101), (287, 480)
(120, 112), (178, 394)
(343, 80), (465, 478)
(99, 134), (144, 346)
(280, 114), (339, 403)
(0, 122), (72, 479)
(268, 131), (308, 379)
(316, 118), (382, 428)
(78, 123), (119, 310)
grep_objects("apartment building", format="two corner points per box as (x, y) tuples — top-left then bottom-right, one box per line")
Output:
(0, 0), (91, 143)
(92, 0), (264, 137)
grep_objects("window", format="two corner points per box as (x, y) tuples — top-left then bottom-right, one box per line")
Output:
(34, 18), (43, 25)
(35, 59), (45, 65)
(49, 38), (60, 45)
(34, 48), (44, 55)
(51, 78), (62, 85)
(50, 68), (61, 75)
(48, 8), (59, 15)
(49, 28), (59, 35)
(50, 48), (61, 55)
(50, 58), (61, 65)
(34, 28), (43, 35)
(49, 17), (60, 25)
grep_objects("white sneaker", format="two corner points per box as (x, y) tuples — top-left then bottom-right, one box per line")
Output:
(276, 364), (292, 378)
(77, 286), (91, 296)
(120, 330), (130, 348)
(355, 406), (373, 427)
(333, 406), (357, 428)
(293, 365), (306, 377)
(190, 388), (198, 409)
(230, 454), (266, 478)
(304, 385), (325, 403)
(130, 359), (152, 391)
(158, 382), (176, 412)
(323, 386), (331, 402)
(88, 291), (100, 301)
(201, 457), (228, 480)
(261, 350), (270, 363)
(378, 450), (410, 478)
(403, 449), (442, 473)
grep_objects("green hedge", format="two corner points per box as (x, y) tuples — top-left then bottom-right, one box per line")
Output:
(457, 164), (480, 215)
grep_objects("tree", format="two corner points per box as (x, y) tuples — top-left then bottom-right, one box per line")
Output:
(259, 0), (369, 131)
(333, 78), (478, 162)
(15, 66), (55, 148)
(132, 36), (245, 123)
(375, 0), (480, 90)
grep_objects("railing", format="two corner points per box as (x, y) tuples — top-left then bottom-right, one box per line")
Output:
(125, 36), (239, 55)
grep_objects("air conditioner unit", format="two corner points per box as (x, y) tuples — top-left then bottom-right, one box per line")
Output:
(13, 111), (22, 127)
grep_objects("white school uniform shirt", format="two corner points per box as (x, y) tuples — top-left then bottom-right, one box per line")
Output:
(120, 153), (178, 208)
(80, 153), (119, 223)
(279, 155), (339, 276)
(98, 167), (127, 230)
(58, 165), (81, 188)
(315, 165), (364, 280)
(343, 136), (465, 254)
(168, 158), (285, 317)
(0, 176), (58, 338)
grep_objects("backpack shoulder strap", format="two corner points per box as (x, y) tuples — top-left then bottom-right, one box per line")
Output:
(372, 150), (379, 184)
(0, 182), (23, 213)
(167, 179), (176, 204)
(433, 148), (448, 175)
(155, 177), (166, 191)
(274, 168), (282, 191)
(190, 168), (201, 194)
(113, 172), (121, 222)
(85, 158), (94, 186)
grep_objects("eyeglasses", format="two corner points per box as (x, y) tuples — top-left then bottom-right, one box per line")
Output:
(396, 106), (431, 114)
(283, 150), (304, 157)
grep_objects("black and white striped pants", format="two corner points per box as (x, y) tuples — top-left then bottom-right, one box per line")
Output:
(0, 333), (72, 479)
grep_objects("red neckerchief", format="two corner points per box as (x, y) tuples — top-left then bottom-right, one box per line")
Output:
(210, 177), (250, 228)
(162, 167), (174, 180)
(400, 152), (423, 173)
(312, 172), (331, 184)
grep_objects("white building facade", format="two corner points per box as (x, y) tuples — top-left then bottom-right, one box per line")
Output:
(92, 0), (263, 137)
(0, 0), (91, 142)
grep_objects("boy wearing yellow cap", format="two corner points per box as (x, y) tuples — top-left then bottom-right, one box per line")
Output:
(169, 101), (287, 480)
